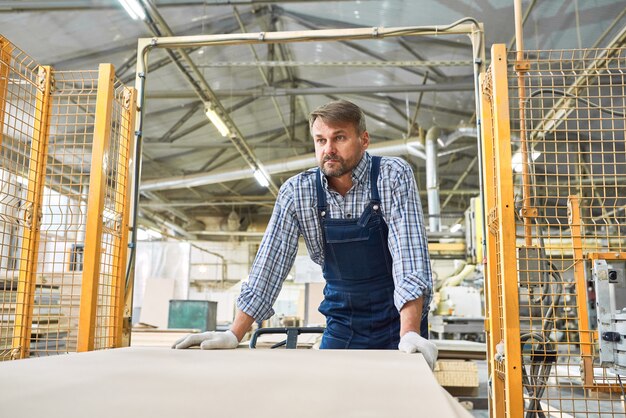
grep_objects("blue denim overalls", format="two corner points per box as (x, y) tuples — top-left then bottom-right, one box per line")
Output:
(316, 156), (426, 349)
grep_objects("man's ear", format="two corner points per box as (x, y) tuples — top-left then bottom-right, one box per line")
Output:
(361, 131), (370, 149)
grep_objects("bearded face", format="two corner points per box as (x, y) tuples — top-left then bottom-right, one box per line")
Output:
(312, 118), (369, 179)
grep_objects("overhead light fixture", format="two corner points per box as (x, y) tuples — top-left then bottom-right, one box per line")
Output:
(253, 169), (270, 188)
(450, 223), (463, 233)
(118, 0), (146, 20)
(205, 105), (231, 137)
(511, 150), (541, 173)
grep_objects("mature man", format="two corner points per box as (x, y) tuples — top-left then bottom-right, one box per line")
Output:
(173, 100), (437, 369)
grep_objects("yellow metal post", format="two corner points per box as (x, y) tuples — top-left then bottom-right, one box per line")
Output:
(78, 64), (115, 352)
(11, 65), (53, 359)
(490, 44), (524, 417)
(480, 70), (506, 418)
(568, 196), (595, 387)
(0, 36), (13, 147)
(110, 86), (136, 347)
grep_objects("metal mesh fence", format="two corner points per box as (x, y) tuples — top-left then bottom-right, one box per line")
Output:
(93, 78), (134, 350)
(0, 37), (134, 360)
(483, 44), (626, 417)
(0, 36), (44, 360)
(30, 70), (99, 357)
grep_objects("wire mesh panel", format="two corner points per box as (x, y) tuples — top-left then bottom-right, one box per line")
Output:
(92, 75), (135, 350)
(0, 37), (134, 360)
(66, 64), (134, 353)
(30, 69), (98, 357)
(483, 44), (626, 417)
(0, 37), (53, 360)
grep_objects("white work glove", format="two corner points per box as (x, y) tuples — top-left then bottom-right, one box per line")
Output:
(398, 331), (438, 370)
(171, 330), (239, 350)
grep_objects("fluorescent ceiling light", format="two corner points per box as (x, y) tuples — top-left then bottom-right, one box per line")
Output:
(253, 169), (270, 188)
(118, 0), (146, 21)
(450, 223), (462, 233)
(205, 105), (231, 137)
(512, 151), (541, 173)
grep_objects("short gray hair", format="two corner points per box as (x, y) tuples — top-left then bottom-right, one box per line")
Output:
(309, 100), (366, 135)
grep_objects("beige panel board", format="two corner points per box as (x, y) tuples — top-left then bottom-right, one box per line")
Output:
(130, 329), (196, 347)
(139, 279), (175, 328)
(305, 282), (326, 326)
(0, 347), (471, 418)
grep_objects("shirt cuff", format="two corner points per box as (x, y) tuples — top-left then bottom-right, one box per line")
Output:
(394, 277), (432, 318)
(236, 282), (275, 321)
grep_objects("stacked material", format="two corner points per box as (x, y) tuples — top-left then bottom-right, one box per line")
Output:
(434, 360), (480, 397)
(0, 279), (69, 359)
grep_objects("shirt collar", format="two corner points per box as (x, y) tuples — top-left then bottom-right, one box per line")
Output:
(351, 152), (370, 186)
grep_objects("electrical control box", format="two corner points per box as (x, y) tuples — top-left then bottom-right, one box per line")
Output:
(592, 259), (626, 374)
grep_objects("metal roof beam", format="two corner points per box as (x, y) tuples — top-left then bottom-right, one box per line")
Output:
(141, 186), (481, 210)
(158, 102), (203, 142)
(138, 0), (280, 195)
(232, 6), (294, 143)
(145, 82), (474, 99)
(146, 97), (258, 144)
(52, 10), (248, 70)
(280, 9), (437, 81)
(0, 0), (371, 11)
(141, 190), (194, 225)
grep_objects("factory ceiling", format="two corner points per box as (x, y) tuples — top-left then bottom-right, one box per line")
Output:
(1, 0), (625, 239)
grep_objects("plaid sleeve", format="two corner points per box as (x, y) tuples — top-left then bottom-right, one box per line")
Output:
(385, 161), (433, 317)
(236, 181), (301, 321)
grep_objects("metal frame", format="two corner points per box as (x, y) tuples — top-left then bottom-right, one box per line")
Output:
(78, 64), (115, 352)
(130, 19), (486, 293)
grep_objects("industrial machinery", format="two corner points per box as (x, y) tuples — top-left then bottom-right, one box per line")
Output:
(430, 197), (485, 342)
(431, 261), (485, 342)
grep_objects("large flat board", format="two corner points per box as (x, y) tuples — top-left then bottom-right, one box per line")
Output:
(0, 347), (470, 418)
(139, 278), (175, 328)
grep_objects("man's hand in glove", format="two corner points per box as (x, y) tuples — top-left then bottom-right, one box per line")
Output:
(398, 331), (438, 370)
(171, 330), (239, 350)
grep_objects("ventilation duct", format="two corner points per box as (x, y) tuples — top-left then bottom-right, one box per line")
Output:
(140, 138), (425, 192)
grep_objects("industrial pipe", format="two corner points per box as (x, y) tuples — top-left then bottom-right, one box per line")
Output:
(140, 137), (426, 192)
(426, 126), (441, 233)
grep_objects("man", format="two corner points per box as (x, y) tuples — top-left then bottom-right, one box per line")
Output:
(173, 100), (437, 369)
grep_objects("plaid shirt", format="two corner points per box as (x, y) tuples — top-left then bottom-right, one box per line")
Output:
(237, 152), (432, 321)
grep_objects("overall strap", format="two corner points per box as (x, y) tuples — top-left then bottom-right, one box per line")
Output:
(315, 168), (327, 214)
(370, 156), (382, 204)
